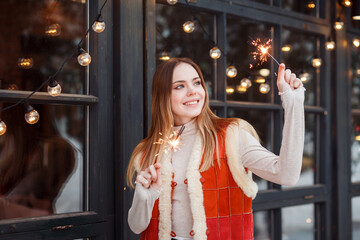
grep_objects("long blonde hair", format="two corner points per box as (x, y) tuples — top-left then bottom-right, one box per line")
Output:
(126, 58), (238, 188)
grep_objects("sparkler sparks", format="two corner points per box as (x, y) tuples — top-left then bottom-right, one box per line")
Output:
(154, 125), (185, 155)
(250, 38), (280, 66)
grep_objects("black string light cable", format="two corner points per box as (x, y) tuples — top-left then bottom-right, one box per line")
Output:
(0, 0), (108, 135)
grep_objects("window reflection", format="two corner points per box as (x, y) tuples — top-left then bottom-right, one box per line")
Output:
(351, 116), (360, 183)
(282, 28), (318, 106)
(226, 16), (272, 103)
(282, 0), (317, 17)
(0, 104), (84, 220)
(156, 3), (215, 98)
(352, 197), (360, 240)
(227, 108), (272, 190)
(282, 204), (315, 240)
(254, 210), (271, 240)
(0, 0), (87, 94)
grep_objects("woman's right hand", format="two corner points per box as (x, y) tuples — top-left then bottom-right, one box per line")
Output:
(136, 163), (162, 191)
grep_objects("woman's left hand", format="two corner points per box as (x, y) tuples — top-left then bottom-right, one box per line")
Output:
(277, 63), (303, 93)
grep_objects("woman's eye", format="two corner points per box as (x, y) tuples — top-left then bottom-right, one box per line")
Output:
(175, 85), (184, 89)
(194, 81), (201, 86)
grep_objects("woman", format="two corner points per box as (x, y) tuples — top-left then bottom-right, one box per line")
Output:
(127, 58), (304, 240)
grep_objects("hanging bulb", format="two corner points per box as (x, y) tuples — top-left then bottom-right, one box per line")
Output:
(24, 103), (40, 124)
(209, 47), (221, 59)
(353, 38), (360, 47)
(92, 14), (106, 33)
(159, 51), (170, 61)
(237, 85), (247, 93)
(226, 87), (235, 94)
(326, 39), (335, 50)
(259, 83), (270, 94)
(77, 47), (92, 66)
(226, 65), (237, 78)
(281, 45), (291, 52)
(47, 79), (62, 97)
(312, 56), (322, 68)
(0, 120), (6, 135)
(259, 68), (270, 77)
(255, 77), (266, 83)
(342, 0), (352, 7)
(183, 21), (195, 33)
(17, 57), (34, 69)
(306, 0), (316, 9)
(45, 23), (61, 36)
(240, 78), (252, 88)
(299, 71), (310, 82)
(167, 0), (178, 5)
(334, 18), (344, 30)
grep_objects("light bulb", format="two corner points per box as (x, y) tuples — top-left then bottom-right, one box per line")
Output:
(353, 38), (360, 47)
(47, 79), (62, 97)
(255, 77), (266, 83)
(259, 83), (270, 94)
(159, 51), (170, 61)
(299, 72), (310, 82)
(334, 18), (344, 30)
(183, 21), (195, 33)
(306, 1), (316, 9)
(259, 68), (270, 77)
(24, 104), (40, 124)
(17, 57), (34, 69)
(281, 45), (291, 52)
(45, 23), (61, 36)
(355, 134), (360, 141)
(92, 15), (106, 33)
(209, 47), (221, 59)
(342, 0), (352, 7)
(326, 41), (335, 50)
(240, 78), (252, 88)
(77, 48), (91, 66)
(312, 58), (322, 68)
(167, 0), (178, 5)
(226, 66), (237, 78)
(237, 85), (247, 93)
(226, 87), (235, 94)
(0, 121), (6, 135)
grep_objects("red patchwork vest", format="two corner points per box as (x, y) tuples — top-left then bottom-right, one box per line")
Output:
(140, 123), (254, 240)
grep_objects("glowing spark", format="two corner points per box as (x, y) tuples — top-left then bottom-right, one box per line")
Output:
(250, 38), (280, 66)
(249, 64), (254, 69)
(154, 125), (185, 155)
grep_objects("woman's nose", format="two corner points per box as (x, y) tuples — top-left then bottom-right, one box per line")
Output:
(187, 87), (196, 96)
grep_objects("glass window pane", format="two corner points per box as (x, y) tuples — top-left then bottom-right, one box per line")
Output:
(351, 116), (360, 183)
(226, 16), (272, 103)
(156, 4), (215, 98)
(353, 197), (360, 240)
(282, 204), (315, 240)
(282, 28), (318, 106)
(351, 36), (360, 109)
(282, 0), (317, 17)
(227, 108), (272, 190)
(254, 210), (271, 240)
(0, 0), (88, 94)
(0, 104), (84, 220)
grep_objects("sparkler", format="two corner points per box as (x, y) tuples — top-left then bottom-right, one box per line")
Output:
(154, 125), (185, 155)
(250, 38), (280, 66)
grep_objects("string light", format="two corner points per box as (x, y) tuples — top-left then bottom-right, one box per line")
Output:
(92, 14), (106, 33)
(299, 71), (310, 82)
(356, 126), (360, 141)
(326, 39), (335, 50)
(17, 57), (34, 69)
(209, 47), (221, 59)
(353, 38), (360, 47)
(226, 87), (235, 94)
(167, 0), (178, 5)
(77, 47), (92, 66)
(240, 78), (252, 88)
(306, 0), (316, 9)
(159, 51), (170, 61)
(255, 77), (266, 83)
(237, 85), (247, 93)
(183, 21), (195, 33)
(334, 18), (344, 30)
(312, 56), (322, 68)
(259, 83), (270, 94)
(45, 23), (61, 36)
(47, 79), (62, 97)
(259, 68), (270, 77)
(281, 45), (291, 52)
(226, 65), (237, 78)
(24, 103), (40, 124)
(342, 0), (352, 7)
(0, 121), (6, 135)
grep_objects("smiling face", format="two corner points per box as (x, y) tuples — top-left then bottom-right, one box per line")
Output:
(171, 62), (205, 126)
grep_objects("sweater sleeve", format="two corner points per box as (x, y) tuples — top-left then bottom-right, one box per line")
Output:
(241, 87), (305, 186)
(128, 183), (160, 234)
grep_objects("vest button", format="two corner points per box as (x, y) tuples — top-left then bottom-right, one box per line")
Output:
(170, 231), (176, 237)
(184, 179), (188, 184)
(190, 230), (195, 236)
(171, 181), (177, 188)
(200, 177), (205, 183)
